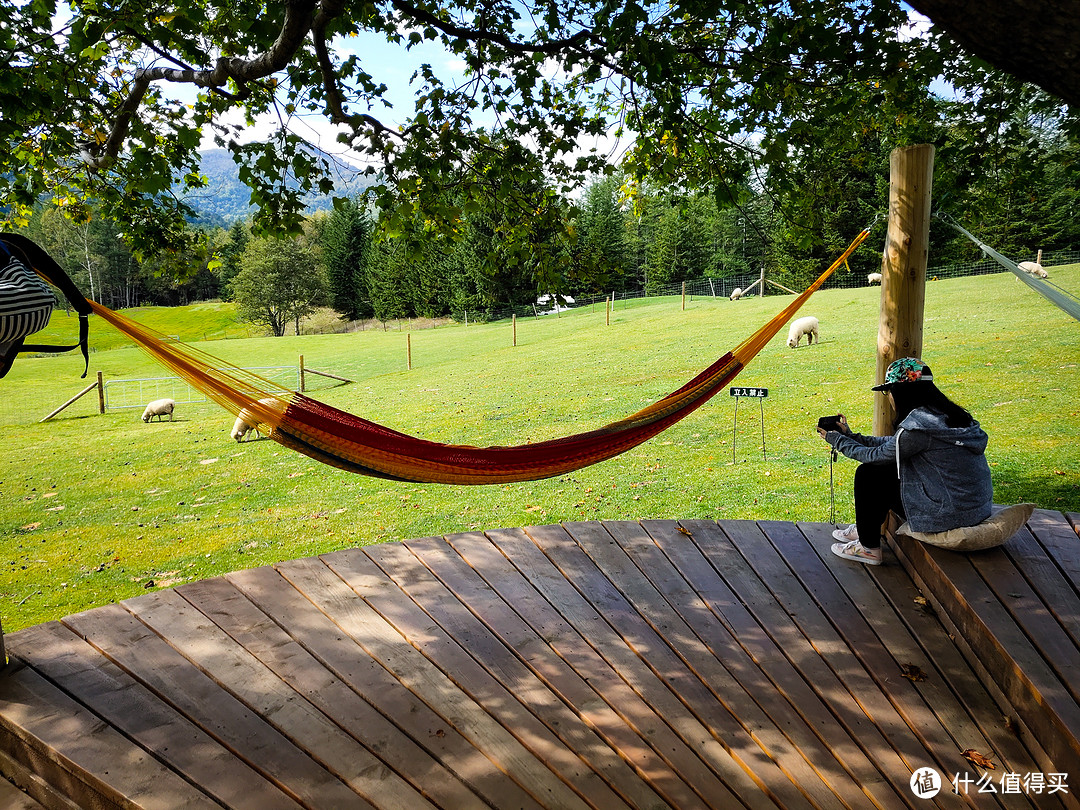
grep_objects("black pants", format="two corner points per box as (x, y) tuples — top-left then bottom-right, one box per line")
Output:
(854, 462), (906, 550)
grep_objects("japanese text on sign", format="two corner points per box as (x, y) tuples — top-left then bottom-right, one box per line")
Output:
(730, 387), (768, 398)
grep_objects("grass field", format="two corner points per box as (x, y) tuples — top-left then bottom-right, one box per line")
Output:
(3, 266), (1078, 631)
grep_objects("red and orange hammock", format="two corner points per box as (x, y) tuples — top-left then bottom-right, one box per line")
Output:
(88, 229), (871, 485)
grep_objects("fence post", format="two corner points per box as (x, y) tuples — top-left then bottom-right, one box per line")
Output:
(759, 266), (766, 297)
(512, 314), (517, 347)
(606, 297), (611, 326)
(96, 371), (105, 414)
(407, 333), (412, 370)
(299, 354), (306, 392)
(681, 282), (686, 311)
(875, 144), (934, 436)
(1037, 248), (1043, 265)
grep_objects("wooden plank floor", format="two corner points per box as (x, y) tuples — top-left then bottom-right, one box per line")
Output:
(888, 509), (1080, 803)
(1, 516), (1077, 809)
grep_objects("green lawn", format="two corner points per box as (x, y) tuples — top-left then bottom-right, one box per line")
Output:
(2, 267), (1078, 631)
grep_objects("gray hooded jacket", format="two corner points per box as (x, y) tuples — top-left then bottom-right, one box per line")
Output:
(827, 407), (993, 533)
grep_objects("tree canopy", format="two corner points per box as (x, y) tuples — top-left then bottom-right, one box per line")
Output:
(1, 0), (1075, 269)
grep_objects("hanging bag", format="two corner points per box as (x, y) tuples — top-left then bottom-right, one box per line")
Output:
(0, 234), (91, 379)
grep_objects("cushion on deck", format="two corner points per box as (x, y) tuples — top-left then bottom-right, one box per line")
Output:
(897, 503), (1036, 552)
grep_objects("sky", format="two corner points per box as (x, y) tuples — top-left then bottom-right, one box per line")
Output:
(199, 31), (479, 167)
(198, 23), (627, 176)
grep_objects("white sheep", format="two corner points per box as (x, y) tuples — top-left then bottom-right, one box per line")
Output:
(730, 287), (743, 301)
(231, 397), (287, 442)
(141, 398), (175, 422)
(786, 316), (819, 349)
(867, 272), (882, 285)
(1018, 261), (1048, 278)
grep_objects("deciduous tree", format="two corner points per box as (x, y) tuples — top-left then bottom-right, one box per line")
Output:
(231, 234), (326, 335)
(2, 0), (1073, 270)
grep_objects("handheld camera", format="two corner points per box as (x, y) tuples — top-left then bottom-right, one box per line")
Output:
(817, 415), (844, 433)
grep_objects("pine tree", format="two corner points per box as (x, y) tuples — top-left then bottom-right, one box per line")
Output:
(323, 198), (373, 320)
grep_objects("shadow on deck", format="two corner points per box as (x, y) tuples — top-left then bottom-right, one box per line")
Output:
(1, 512), (1079, 809)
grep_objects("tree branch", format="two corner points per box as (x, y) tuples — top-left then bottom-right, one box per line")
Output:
(86, 0), (320, 167)
(310, 0), (410, 142)
(389, 0), (594, 57)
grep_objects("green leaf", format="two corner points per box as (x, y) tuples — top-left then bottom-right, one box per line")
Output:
(79, 41), (110, 60)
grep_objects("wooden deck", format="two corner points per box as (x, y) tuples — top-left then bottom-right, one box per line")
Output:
(2, 513), (1079, 809)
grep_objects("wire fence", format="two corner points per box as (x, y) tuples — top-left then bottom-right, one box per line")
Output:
(0, 367), (299, 428)
(102, 367), (299, 411)
(445, 249), (1080, 325)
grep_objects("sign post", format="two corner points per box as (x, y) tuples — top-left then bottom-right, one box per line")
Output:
(730, 387), (769, 462)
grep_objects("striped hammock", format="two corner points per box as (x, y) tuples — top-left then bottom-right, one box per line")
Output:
(89, 229), (870, 485)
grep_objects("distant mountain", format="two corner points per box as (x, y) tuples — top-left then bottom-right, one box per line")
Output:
(182, 148), (375, 227)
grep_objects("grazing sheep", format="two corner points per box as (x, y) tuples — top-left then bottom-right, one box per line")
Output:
(867, 272), (882, 285)
(730, 287), (743, 301)
(1018, 261), (1048, 278)
(141, 398), (175, 422)
(786, 315), (819, 349)
(231, 397), (286, 442)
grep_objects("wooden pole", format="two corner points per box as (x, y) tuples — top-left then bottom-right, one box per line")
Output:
(407, 333), (412, 370)
(303, 368), (353, 384)
(874, 144), (935, 436)
(40, 380), (100, 422)
(299, 354), (306, 392)
(766, 279), (799, 296)
(1037, 248), (1043, 265)
(606, 297), (611, 326)
(512, 314), (517, 347)
(681, 282), (686, 311)
(96, 371), (105, 414)
(759, 265), (766, 297)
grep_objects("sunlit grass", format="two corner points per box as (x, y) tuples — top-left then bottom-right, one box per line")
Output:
(2, 265), (1077, 630)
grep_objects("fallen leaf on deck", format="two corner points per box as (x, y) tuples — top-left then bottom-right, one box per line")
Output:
(900, 663), (927, 682)
(677, 526), (693, 537)
(963, 749), (995, 770)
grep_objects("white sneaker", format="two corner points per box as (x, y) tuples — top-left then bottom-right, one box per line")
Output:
(832, 524), (859, 543)
(831, 539), (883, 566)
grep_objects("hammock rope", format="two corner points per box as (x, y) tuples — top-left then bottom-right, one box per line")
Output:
(938, 213), (1080, 323)
(88, 227), (872, 484)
